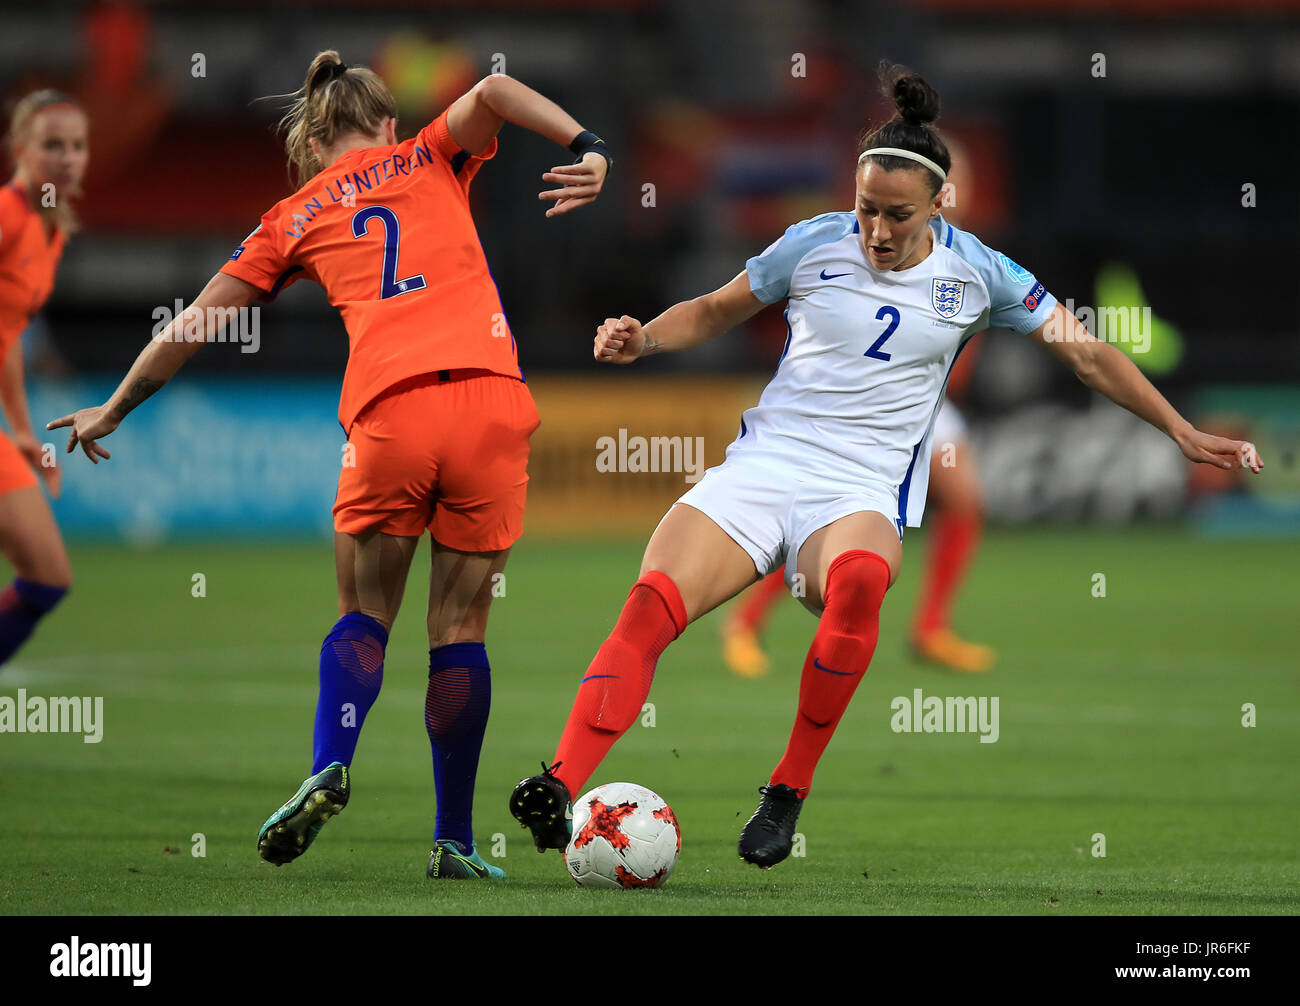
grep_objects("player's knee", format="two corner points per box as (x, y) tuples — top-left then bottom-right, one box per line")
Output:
(14, 545), (71, 589)
(625, 570), (689, 636)
(823, 550), (891, 614)
(943, 492), (984, 520)
(43, 552), (72, 590)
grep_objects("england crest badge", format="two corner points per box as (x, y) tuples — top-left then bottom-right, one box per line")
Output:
(932, 278), (965, 319)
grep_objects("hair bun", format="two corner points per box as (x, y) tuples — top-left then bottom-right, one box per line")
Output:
(307, 51), (347, 95)
(892, 72), (940, 127)
(860, 64), (951, 195)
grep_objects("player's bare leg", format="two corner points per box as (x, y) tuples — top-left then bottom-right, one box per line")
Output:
(739, 511), (899, 867)
(426, 539), (509, 647)
(0, 486), (72, 668)
(258, 528), (418, 866)
(912, 438), (994, 673)
(320, 526), (419, 772)
(336, 528), (420, 628)
(511, 502), (760, 851)
(424, 539), (511, 878)
(639, 502), (765, 620)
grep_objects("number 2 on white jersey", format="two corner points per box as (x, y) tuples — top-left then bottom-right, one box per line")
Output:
(864, 305), (899, 361)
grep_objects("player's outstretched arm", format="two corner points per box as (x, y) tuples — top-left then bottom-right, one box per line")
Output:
(46, 272), (263, 463)
(446, 74), (610, 217)
(1029, 302), (1263, 473)
(595, 272), (766, 364)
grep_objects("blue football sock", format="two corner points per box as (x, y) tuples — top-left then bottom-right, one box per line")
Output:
(425, 642), (492, 848)
(312, 612), (388, 773)
(0, 578), (67, 667)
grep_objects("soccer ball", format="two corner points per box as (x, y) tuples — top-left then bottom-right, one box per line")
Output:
(564, 782), (681, 889)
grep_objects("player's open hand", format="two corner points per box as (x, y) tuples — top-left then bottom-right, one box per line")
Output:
(1175, 426), (1263, 473)
(46, 405), (117, 464)
(540, 151), (607, 218)
(594, 316), (646, 364)
(12, 430), (61, 498)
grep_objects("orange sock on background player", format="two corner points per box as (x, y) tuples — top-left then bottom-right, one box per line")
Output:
(552, 571), (687, 798)
(734, 569), (787, 632)
(913, 509), (981, 638)
(770, 550), (890, 795)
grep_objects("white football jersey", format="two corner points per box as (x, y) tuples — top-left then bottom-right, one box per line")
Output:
(734, 211), (1057, 532)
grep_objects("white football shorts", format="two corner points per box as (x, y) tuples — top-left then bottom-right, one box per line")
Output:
(674, 448), (901, 587)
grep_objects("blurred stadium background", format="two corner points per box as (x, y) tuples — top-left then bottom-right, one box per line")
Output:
(2, 1), (1299, 919)
(8, 0), (1298, 541)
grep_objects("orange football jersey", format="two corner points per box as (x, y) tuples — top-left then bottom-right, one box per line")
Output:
(221, 110), (521, 431)
(0, 180), (66, 361)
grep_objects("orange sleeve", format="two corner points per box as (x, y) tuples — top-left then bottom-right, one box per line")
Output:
(219, 210), (304, 299)
(418, 110), (498, 193)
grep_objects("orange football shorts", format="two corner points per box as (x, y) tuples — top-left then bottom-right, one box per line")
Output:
(333, 369), (540, 550)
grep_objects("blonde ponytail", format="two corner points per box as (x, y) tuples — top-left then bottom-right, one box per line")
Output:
(276, 50), (397, 186)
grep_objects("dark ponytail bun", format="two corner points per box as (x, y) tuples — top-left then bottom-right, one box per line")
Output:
(859, 62), (951, 196)
(891, 71), (940, 127)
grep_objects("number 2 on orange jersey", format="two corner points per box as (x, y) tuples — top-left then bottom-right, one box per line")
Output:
(351, 205), (427, 299)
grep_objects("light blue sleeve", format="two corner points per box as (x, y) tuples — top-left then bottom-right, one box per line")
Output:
(745, 211), (856, 304)
(947, 225), (1058, 335)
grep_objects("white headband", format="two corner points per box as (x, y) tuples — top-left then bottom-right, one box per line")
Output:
(858, 146), (947, 182)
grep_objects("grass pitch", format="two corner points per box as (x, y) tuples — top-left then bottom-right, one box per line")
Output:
(1, 527), (1296, 915)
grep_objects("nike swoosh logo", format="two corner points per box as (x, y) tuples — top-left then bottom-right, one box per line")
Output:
(436, 846), (487, 877)
(581, 674), (617, 683)
(820, 269), (852, 280)
(813, 657), (856, 676)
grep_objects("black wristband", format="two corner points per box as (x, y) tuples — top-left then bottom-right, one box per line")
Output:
(568, 130), (613, 169)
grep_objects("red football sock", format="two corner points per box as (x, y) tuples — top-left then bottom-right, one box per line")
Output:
(552, 570), (687, 798)
(733, 570), (788, 632)
(770, 550), (890, 795)
(912, 510), (981, 637)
